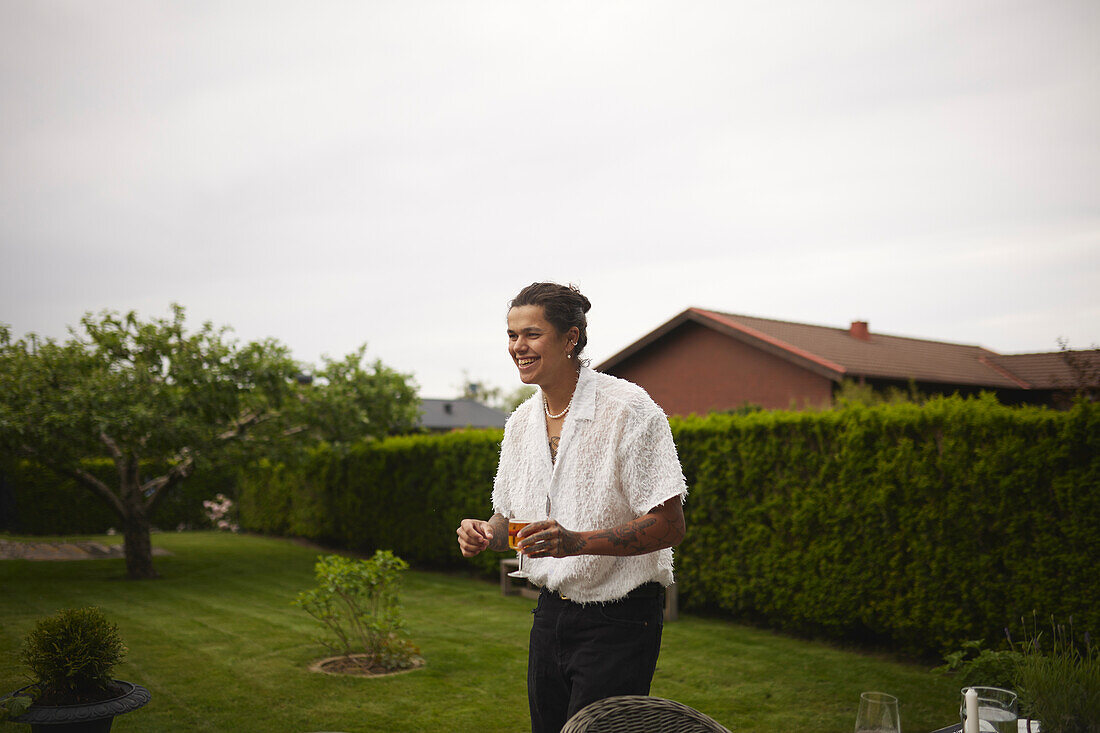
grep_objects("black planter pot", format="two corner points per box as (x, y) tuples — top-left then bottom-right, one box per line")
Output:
(9, 680), (151, 732)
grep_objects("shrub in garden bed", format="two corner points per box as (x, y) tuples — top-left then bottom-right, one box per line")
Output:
(293, 550), (421, 674)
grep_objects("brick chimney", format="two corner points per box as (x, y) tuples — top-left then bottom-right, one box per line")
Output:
(849, 320), (870, 341)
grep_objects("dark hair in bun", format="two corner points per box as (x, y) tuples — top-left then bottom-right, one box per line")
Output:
(509, 282), (592, 361)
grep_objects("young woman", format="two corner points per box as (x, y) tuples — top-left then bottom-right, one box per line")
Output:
(456, 282), (688, 733)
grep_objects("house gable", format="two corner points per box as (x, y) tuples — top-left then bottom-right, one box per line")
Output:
(605, 319), (834, 414)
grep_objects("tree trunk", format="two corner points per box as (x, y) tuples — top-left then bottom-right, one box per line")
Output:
(122, 514), (158, 579)
(120, 479), (158, 579)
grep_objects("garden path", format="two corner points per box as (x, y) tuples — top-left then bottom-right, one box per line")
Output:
(0, 539), (171, 561)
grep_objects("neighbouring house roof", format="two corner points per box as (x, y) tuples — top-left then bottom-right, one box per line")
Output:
(418, 398), (508, 431)
(597, 307), (1095, 391)
(987, 350), (1100, 390)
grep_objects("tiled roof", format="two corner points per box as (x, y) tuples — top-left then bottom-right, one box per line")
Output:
(697, 309), (1023, 388)
(598, 308), (1092, 391)
(987, 350), (1100, 389)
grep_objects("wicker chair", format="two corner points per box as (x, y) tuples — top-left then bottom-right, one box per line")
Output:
(560, 695), (733, 733)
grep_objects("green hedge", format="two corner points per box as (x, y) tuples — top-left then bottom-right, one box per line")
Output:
(0, 457), (236, 534)
(238, 431), (504, 577)
(674, 396), (1099, 654)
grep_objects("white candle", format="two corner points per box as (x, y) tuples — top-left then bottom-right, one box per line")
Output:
(965, 687), (979, 733)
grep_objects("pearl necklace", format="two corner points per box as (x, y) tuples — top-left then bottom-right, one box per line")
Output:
(543, 392), (574, 420)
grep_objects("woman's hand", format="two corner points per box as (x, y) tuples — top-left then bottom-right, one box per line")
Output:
(456, 519), (492, 557)
(517, 519), (588, 558)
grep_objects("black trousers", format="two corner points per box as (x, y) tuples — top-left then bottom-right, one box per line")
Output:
(527, 585), (664, 733)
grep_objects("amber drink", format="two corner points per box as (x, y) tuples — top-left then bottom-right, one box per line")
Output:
(508, 520), (531, 550)
(507, 517), (533, 579)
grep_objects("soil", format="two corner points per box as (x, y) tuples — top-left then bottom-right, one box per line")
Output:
(308, 653), (425, 678)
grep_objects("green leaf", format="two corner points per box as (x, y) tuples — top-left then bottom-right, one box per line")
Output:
(2, 694), (34, 719)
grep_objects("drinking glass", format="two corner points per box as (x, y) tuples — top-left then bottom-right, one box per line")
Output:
(855, 691), (901, 733)
(506, 514), (533, 579)
(960, 687), (1017, 733)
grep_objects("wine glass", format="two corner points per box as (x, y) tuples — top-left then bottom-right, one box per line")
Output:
(506, 513), (533, 579)
(854, 691), (900, 733)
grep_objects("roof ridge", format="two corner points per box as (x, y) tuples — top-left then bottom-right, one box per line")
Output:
(690, 308), (847, 375)
(995, 349), (1100, 357)
(699, 308), (992, 351)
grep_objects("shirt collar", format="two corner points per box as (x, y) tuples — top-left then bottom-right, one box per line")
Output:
(570, 366), (597, 421)
(532, 367), (596, 429)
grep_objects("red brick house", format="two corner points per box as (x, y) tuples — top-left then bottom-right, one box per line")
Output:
(596, 308), (1099, 414)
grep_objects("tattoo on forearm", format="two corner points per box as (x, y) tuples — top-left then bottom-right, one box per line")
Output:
(665, 510), (686, 546)
(591, 516), (658, 553)
(590, 511), (684, 555)
(561, 531), (586, 555)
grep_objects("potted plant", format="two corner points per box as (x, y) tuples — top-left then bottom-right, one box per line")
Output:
(0, 607), (150, 732)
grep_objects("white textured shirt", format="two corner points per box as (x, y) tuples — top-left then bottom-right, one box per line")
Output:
(492, 366), (688, 603)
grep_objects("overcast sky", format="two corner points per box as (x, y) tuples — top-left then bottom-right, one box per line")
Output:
(2, 1), (1098, 399)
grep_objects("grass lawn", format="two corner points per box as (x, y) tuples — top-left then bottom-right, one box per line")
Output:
(1, 532), (961, 732)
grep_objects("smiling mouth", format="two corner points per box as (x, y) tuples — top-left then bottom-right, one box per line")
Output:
(517, 357), (538, 367)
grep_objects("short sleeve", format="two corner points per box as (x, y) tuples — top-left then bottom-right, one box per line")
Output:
(491, 414), (521, 516)
(617, 407), (688, 516)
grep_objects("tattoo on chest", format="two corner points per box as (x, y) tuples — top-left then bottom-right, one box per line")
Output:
(548, 435), (560, 463)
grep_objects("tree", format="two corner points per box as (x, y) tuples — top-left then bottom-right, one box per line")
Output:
(500, 385), (536, 413)
(458, 372), (535, 414)
(293, 345), (421, 445)
(0, 305), (299, 579)
(1056, 338), (1100, 405)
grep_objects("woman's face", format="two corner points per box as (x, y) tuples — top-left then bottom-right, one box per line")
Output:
(506, 305), (578, 388)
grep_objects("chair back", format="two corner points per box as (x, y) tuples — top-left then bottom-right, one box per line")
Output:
(560, 695), (733, 733)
